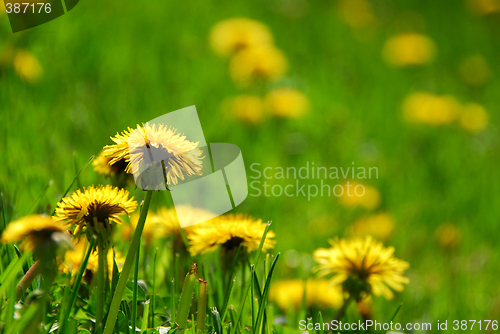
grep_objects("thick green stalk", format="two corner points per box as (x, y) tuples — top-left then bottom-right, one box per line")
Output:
(96, 236), (105, 333)
(197, 279), (207, 333)
(103, 190), (153, 334)
(177, 263), (198, 330)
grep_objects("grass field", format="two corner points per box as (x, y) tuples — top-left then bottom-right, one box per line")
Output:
(1, 0), (500, 333)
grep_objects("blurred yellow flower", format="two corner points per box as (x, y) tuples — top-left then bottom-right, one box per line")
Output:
(402, 92), (460, 125)
(458, 103), (489, 133)
(13, 50), (43, 83)
(265, 88), (309, 118)
(153, 205), (215, 234)
(313, 236), (409, 300)
(459, 54), (491, 86)
(55, 185), (138, 239)
(1, 214), (68, 252)
(187, 214), (275, 256)
(467, 0), (500, 15)
(337, 0), (377, 29)
(222, 95), (264, 124)
(269, 279), (343, 311)
(61, 238), (124, 279)
(209, 18), (273, 57)
(339, 181), (381, 210)
(382, 33), (436, 67)
(229, 45), (287, 86)
(93, 150), (129, 178)
(104, 123), (204, 187)
(349, 213), (394, 241)
(435, 223), (462, 250)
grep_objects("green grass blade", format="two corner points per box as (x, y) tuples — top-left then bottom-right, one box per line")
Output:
(131, 238), (141, 333)
(177, 264), (198, 330)
(254, 253), (280, 334)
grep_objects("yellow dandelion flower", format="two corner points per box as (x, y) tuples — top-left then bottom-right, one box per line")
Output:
(458, 103), (489, 133)
(61, 238), (125, 280)
(92, 150), (130, 177)
(13, 50), (43, 83)
(152, 205), (216, 238)
(55, 185), (138, 239)
(265, 88), (309, 118)
(103, 123), (204, 187)
(337, 0), (377, 29)
(270, 279), (343, 311)
(466, 0), (500, 15)
(349, 213), (395, 241)
(313, 236), (409, 300)
(435, 223), (462, 250)
(382, 33), (436, 67)
(339, 181), (381, 210)
(402, 92), (460, 125)
(187, 214), (275, 256)
(229, 45), (288, 86)
(222, 95), (265, 124)
(1, 214), (68, 252)
(209, 18), (274, 57)
(459, 54), (491, 86)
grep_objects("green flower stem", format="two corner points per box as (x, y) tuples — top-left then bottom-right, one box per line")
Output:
(103, 190), (154, 334)
(334, 295), (353, 321)
(96, 235), (106, 333)
(131, 238), (141, 332)
(177, 263), (198, 330)
(196, 278), (207, 333)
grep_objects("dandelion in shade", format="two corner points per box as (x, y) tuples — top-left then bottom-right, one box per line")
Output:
(339, 181), (381, 210)
(187, 214), (275, 256)
(458, 103), (489, 133)
(210, 18), (273, 56)
(54, 185), (137, 242)
(222, 95), (265, 124)
(103, 123), (204, 188)
(313, 236), (409, 300)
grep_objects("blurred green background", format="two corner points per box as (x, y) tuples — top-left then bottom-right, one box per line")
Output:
(1, 0), (500, 326)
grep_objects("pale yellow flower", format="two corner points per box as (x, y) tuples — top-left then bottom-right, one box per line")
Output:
(435, 223), (462, 250)
(466, 0), (500, 15)
(313, 236), (409, 300)
(13, 51), (43, 83)
(402, 92), (460, 125)
(458, 103), (489, 133)
(229, 45), (287, 86)
(382, 33), (436, 67)
(337, 0), (377, 29)
(339, 181), (381, 210)
(222, 95), (264, 124)
(269, 279), (343, 311)
(209, 18), (273, 56)
(349, 213), (394, 241)
(459, 54), (491, 86)
(265, 88), (309, 118)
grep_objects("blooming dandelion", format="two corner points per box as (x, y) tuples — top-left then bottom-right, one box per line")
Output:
(269, 279), (343, 311)
(382, 33), (436, 67)
(13, 50), (43, 83)
(209, 18), (273, 56)
(349, 213), (395, 241)
(458, 103), (489, 133)
(339, 181), (381, 210)
(103, 123), (204, 188)
(222, 95), (265, 124)
(229, 45), (288, 86)
(187, 214), (275, 256)
(402, 92), (460, 126)
(313, 236), (409, 300)
(55, 185), (138, 241)
(265, 88), (309, 118)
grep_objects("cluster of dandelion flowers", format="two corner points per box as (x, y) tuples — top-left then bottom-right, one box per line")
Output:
(187, 214), (275, 256)
(1, 214), (69, 253)
(55, 185), (138, 241)
(103, 123), (204, 187)
(313, 236), (409, 300)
